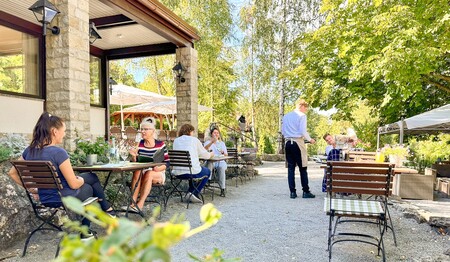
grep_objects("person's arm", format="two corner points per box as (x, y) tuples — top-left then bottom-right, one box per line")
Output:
(8, 156), (25, 187)
(204, 137), (217, 150)
(300, 115), (315, 144)
(197, 139), (214, 159)
(129, 142), (140, 162)
(59, 159), (84, 189)
(222, 142), (228, 156)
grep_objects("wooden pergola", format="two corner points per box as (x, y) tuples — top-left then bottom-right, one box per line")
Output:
(110, 111), (175, 130)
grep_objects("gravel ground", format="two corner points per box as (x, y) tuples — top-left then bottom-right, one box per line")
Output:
(1, 161), (449, 261)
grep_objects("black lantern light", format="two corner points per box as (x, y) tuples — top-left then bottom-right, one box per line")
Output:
(89, 22), (102, 44)
(172, 62), (186, 83)
(109, 77), (117, 95)
(29, 0), (60, 36)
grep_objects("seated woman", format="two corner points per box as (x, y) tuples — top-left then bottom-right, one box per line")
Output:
(204, 127), (228, 197)
(172, 124), (213, 203)
(127, 118), (168, 212)
(8, 112), (115, 240)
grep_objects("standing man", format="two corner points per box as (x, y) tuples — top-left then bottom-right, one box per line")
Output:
(281, 98), (316, 199)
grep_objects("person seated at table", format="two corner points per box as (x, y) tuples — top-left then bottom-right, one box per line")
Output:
(7, 112), (115, 240)
(127, 117), (168, 213)
(173, 124), (214, 203)
(322, 133), (342, 192)
(204, 127), (228, 197)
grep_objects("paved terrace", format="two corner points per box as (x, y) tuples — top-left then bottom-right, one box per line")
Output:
(1, 161), (449, 261)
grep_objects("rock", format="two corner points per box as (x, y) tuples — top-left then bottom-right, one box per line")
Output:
(0, 161), (34, 249)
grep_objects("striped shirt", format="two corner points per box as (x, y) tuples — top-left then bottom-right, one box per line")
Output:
(137, 139), (169, 161)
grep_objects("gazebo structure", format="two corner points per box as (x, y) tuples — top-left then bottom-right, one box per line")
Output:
(0, 0), (200, 150)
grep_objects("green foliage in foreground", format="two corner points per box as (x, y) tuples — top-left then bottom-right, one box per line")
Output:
(56, 197), (238, 262)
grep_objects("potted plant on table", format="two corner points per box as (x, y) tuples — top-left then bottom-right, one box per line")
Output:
(74, 137), (109, 165)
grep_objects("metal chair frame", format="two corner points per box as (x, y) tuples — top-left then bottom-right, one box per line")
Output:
(325, 161), (394, 262)
(10, 160), (97, 257)
(167, 150), (207, 209)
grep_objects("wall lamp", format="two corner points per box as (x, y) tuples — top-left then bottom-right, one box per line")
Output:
(172, 62), (186, 83)
(29, 0), (60, 36)
(89, 22), (102, 44)
(109, 77), (117, 95)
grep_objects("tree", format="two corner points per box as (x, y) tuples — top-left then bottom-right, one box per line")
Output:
(159, 0), (238, 133)
(239, 0), (323, 152)
(286, 0), (450, 125)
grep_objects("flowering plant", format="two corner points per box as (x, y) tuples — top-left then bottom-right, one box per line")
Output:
(381, 144), (409, 158)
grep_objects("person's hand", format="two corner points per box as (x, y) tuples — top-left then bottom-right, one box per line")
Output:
(211, 136), (218, 143)
(310, 139), (316, 144)
(129, 147), (138, 157)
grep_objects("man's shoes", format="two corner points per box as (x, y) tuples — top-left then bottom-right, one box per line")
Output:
(302, 192), (316, 198)
(185, 192), (203, 203)
(290, 192), (297, 199)
(220, 188), (226, 197)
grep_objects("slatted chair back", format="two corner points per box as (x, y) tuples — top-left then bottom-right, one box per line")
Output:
(110, 126), (122, 140)
(10, 160), (65, 257)
(168, 150), (193, 173)
(327, 161), (393, 197)
(226, 148), (243, 187)
(166, 150), (193, 208)
(348, 151), (377, 162)
(11, 160), (98, 257)
(325, 161), (395, 261)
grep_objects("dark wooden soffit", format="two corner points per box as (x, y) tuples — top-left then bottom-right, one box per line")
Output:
(100, 0), (199, 48)
(105, 42), (177, 60)
(90, 14), (137, 30)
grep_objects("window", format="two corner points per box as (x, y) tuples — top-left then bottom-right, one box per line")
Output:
(0, 25), (39, 96)
(90, 55), (102, 105)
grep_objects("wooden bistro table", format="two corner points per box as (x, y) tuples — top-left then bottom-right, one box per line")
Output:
(73, 162), (159, 217)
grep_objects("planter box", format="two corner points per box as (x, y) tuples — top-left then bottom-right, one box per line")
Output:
(436, 178), (450, 197)
(392, 173), (434, 200)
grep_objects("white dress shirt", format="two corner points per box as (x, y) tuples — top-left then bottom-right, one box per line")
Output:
(281, 109), (312, 141)
(172, 135), (211, 175)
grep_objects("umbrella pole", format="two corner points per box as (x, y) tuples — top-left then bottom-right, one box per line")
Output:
(120, 104), (125, 133)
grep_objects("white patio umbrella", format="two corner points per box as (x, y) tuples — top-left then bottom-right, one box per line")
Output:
(123, 100), (213, 130)
(124, 100), (213, 115)
(110, 84), (173, 131)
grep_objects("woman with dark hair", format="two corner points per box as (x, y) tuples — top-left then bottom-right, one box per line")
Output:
(172, 124), (213, 203)
(8, 112), (115, 240)
(204, 127), (228, 196)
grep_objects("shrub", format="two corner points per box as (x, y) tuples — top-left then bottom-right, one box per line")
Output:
(0, 145), (12, 162)
(56, 197), (239, 261)
(0, 134), (28, 160)
(225, 140), (234, 148)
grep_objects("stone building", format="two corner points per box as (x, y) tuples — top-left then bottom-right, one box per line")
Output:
(0, 0), (200, 148)
(0, 0), (199, 249)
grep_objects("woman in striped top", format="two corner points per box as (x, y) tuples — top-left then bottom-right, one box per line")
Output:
(127, 118), (168, 212)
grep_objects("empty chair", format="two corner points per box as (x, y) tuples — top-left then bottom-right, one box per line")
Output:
(324, 161), (395, 261)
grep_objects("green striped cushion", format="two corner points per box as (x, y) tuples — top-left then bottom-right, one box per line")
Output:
(324, 198), (384, 216)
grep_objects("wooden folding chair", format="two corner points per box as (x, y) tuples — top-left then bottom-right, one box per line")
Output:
(226, 148), (243, 187)
(324, 161), (394, 262)
(10, 160), (97, 258)
(166, 150), (207, 209)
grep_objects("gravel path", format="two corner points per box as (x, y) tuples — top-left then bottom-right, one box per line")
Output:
(2, 161), (449, 261)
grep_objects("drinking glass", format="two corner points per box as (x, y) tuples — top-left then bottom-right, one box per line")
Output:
(119, 146), (129, 163)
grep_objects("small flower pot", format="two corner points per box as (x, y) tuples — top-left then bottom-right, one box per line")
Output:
(86, 154), (98, 166)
